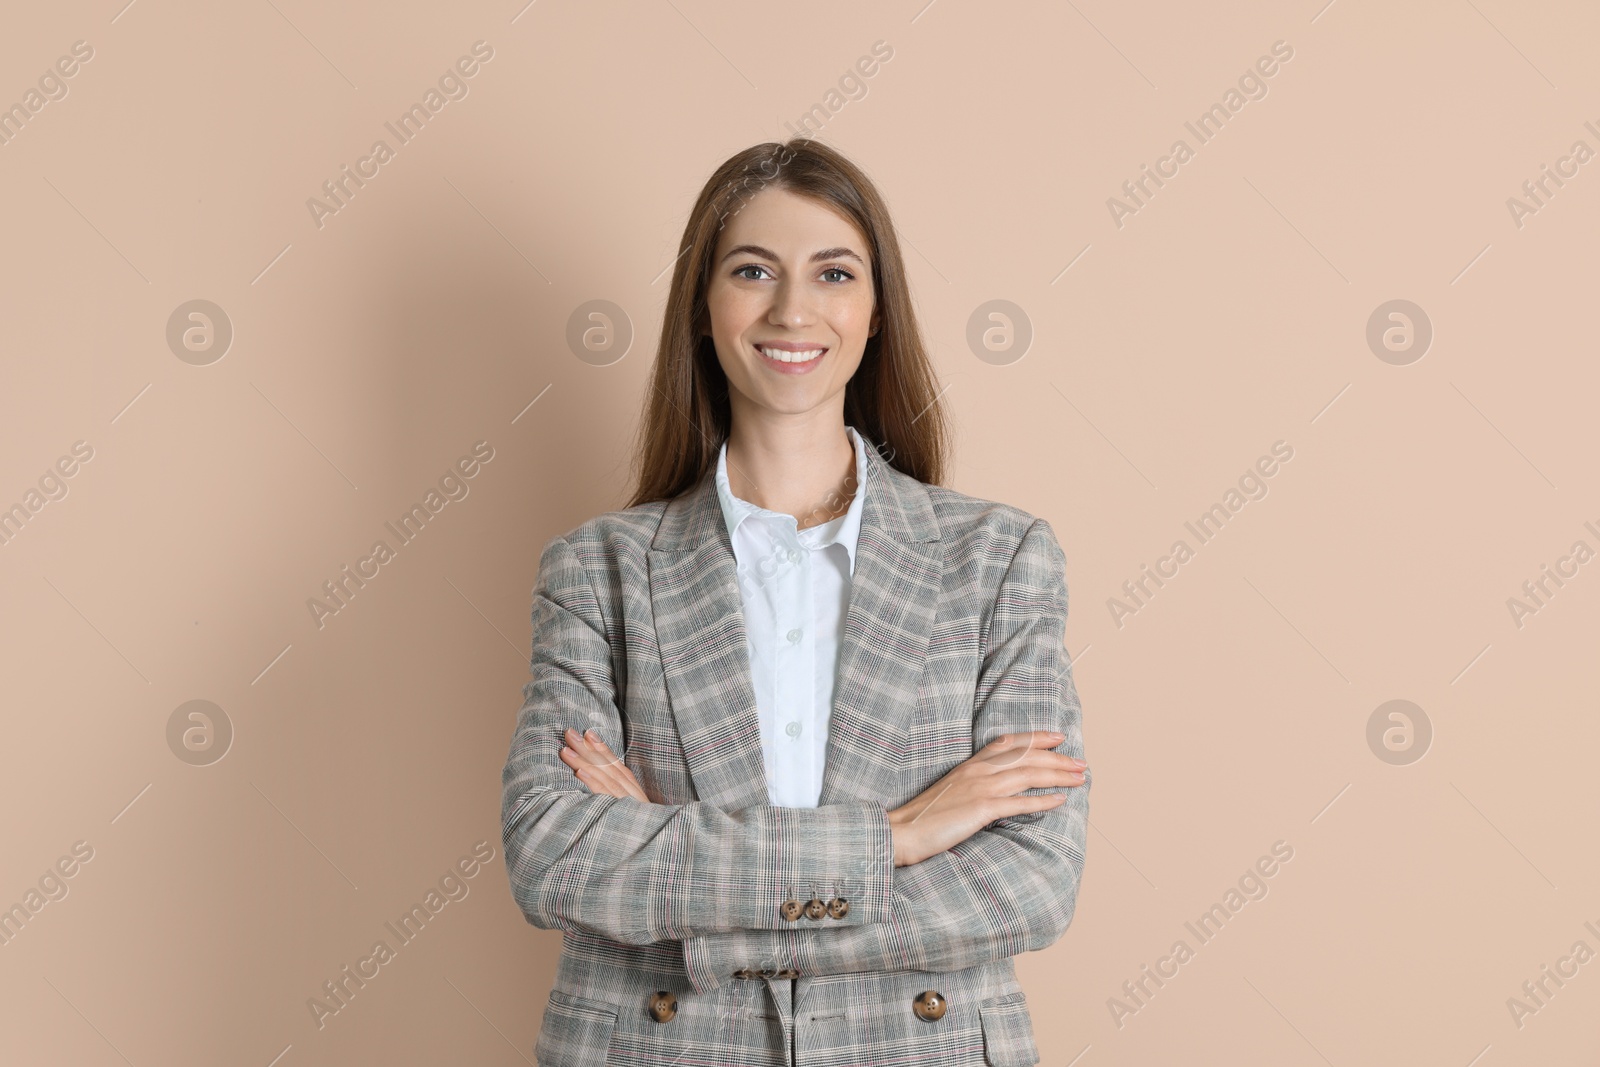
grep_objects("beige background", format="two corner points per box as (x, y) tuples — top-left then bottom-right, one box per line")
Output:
(1, 0), (1596, 1063)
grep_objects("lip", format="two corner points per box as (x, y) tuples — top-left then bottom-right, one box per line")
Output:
(754, 341), (829, 375)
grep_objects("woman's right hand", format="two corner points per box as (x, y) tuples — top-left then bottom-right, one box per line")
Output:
(886, 731), (1086, 867)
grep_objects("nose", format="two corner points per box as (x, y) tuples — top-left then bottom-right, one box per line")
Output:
(768, 276), (814, 329)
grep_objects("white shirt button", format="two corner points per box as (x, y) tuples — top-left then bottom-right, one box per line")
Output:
(789, 548), (803, 563)
(787, 628), (803, 643)
(785, 721), (802, 738)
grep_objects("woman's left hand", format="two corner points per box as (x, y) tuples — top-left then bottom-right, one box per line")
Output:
(559, 727), (650, 802)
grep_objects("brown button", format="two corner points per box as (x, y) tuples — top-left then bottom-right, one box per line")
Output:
(774, 967), (799, 979)
(780, 898), (803, 921)
(731, 968), (756, 980)
(912, 990), (947, 1022)
(803, 897), (827, 920)
(649, 990), (678, 1023)
(826, 896), (850, 919)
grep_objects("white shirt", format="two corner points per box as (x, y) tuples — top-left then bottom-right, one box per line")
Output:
(713, 426), (871, 809)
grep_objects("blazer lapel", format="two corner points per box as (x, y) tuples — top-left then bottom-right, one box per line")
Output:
(817, 436), (941, 806)
(648, 474), (771, 812)
(649, 432), (942, 812)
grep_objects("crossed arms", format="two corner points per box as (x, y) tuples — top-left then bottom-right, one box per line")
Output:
(500, 519), (1089, 995)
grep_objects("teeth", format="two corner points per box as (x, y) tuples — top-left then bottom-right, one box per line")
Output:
(758, 345), (825, 363)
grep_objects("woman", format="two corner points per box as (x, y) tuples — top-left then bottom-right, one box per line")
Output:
(501, 138), (1089, 1067)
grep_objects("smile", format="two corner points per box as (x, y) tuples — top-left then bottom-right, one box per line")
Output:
(755, 344), (828, 371)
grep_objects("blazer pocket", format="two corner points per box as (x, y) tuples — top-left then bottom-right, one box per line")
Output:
(535, 988), (617, 1066)
(977, 991), (1041, 1066)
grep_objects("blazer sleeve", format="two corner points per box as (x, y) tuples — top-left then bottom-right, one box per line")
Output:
(501, 533), (897, 956)
(679, 518), (1089, 992)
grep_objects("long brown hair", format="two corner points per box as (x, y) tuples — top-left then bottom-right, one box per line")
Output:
(624, 138), (949, 507)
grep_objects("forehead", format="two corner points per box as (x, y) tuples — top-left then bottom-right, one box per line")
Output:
(715, 185), (871, 263)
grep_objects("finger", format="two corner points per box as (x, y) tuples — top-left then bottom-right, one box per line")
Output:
(559, 749), (621, 797)
(579, 730), (650, 802)
(565, 729), (629, 782)
(981, 730), (1066, 750)
(977, 731), (1067, 767)
(987, 791), (1069, 823)
(567, 729), (650, 802)
(991, 766), (1087, 795)
(1017, 792), (1071, 814)
(569, 762), (625, 798)
(558, 742), (602, 779)
(581, 729), (630, 770)
(1010, 749), (1087, 770)
(562, 730), (625, 788)
(578, 754), (629, 795)
(558, 741), (605, 780)
(592, 758), (649, 802)
(573, 758), (635, 799)
(564, 727), (609, 766)
(977, 742), (1072, 774)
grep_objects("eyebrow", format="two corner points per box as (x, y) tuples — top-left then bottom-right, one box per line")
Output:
(718, 244), (866, 267)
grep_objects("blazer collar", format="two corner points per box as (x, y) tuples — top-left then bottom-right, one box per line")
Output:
(648, 429), (943, 811)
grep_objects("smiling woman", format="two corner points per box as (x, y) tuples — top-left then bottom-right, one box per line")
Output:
(501, 138), (1089, 1067)
(632, 139), (947, 502)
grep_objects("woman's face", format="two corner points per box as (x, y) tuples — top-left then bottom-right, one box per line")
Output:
(703, 185), (878, 426)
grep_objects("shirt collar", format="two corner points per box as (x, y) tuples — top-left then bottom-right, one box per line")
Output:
(714, 425), (871, 576)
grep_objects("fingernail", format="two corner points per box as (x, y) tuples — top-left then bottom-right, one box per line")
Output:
(585, 729), (598, 742)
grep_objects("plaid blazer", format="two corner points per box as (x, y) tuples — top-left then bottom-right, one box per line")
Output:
(501, 430), (1089, 1066)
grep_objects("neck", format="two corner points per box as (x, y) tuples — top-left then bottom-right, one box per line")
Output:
(724, 417), (857, 528)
